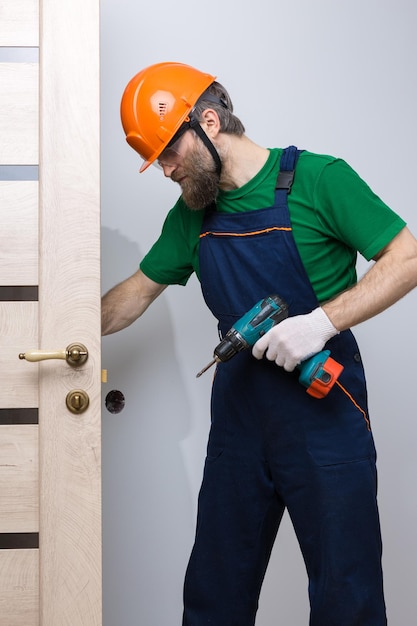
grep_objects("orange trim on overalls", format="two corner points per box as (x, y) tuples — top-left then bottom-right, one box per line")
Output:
(200, 226), (292, 239)
(335, 380), (371, 431)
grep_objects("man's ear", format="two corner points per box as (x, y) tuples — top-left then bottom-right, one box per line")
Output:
(200, 108), (221, 138)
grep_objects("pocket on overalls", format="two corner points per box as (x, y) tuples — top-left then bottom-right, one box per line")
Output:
(305, 357), (376, 467)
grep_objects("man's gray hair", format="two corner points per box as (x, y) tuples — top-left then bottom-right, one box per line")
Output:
(192, 81), (245, 136)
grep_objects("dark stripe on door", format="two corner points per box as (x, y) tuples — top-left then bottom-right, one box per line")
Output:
(0, 286), (38, 301)
(0, 533), (39, 550)
(0, 409), (39, 425)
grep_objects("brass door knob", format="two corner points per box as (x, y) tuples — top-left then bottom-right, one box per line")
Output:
(66, 389), (90, 414)
(19, 343), (88, 367)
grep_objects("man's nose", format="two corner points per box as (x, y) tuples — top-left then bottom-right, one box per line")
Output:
(161, 163), (176, 178)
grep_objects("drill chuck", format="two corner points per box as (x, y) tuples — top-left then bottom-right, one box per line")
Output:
(195, 330), (247, 378)
(214, 329), (248, 361)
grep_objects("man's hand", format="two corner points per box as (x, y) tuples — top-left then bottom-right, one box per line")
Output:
(252, 307), (339, 371)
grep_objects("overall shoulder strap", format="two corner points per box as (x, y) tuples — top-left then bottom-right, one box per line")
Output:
(276, 145), (303, 193)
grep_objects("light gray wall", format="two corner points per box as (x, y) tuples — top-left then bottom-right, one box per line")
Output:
(100, 1), (417, 623)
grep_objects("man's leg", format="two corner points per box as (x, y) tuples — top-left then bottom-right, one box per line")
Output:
(286, 458), (387, 626)
(183, 451), (285, 626)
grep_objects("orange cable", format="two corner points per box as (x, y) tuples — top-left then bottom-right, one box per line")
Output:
(335, 380), (371, 431)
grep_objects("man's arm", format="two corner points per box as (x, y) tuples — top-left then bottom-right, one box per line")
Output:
(253, 226), (417, 370)
(101, 269), (167, 336)
(323, 226), (417, 330)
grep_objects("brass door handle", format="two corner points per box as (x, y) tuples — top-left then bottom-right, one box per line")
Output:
(19, 343), (88, 367)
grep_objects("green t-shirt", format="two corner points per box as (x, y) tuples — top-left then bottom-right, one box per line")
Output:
(140, 148), (406, 303)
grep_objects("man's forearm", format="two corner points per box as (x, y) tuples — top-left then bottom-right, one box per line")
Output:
(322, 227), (417, 331)
(101, 280), (141, 335)
(101, 270), (167, 335)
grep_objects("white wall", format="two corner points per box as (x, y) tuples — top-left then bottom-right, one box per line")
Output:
(100, 1), (417, 623)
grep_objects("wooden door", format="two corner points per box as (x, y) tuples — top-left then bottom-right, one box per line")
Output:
(0, 1), (102, 624)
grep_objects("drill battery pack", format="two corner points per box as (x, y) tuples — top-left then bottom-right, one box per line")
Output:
(298, 349), (344, 399)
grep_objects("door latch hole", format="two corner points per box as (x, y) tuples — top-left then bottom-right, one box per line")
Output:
(105, 390), (125, 414)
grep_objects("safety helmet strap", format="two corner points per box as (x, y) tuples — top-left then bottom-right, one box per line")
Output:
(188, 117), (222, 176)
(166, 114), (222, 176)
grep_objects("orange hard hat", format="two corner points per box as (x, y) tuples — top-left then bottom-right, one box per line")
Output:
(120, 62), (216, 172)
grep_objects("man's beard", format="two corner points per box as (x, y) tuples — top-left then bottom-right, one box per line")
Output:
(172, 140), (220, 210)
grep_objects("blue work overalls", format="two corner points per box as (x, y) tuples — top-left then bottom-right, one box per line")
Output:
(182, 147), (387, 626)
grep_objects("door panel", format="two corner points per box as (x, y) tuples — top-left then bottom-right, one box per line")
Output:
(0, 0), (101, 624)
(0, 0), (39, 46)
(0, 425), (38, 533)
(1, 303), (38, 408)
(0, 63), (38, 164)
(0, 182), (38, 285)
(0, 549), (38, 625)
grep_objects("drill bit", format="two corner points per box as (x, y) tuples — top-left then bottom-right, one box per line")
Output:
(196, 357), (218, 378)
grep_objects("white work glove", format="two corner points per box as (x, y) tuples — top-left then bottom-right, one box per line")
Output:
(252, 307), (339, 372)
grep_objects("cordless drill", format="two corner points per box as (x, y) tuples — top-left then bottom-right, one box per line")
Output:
(196, 294), (344, 399)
